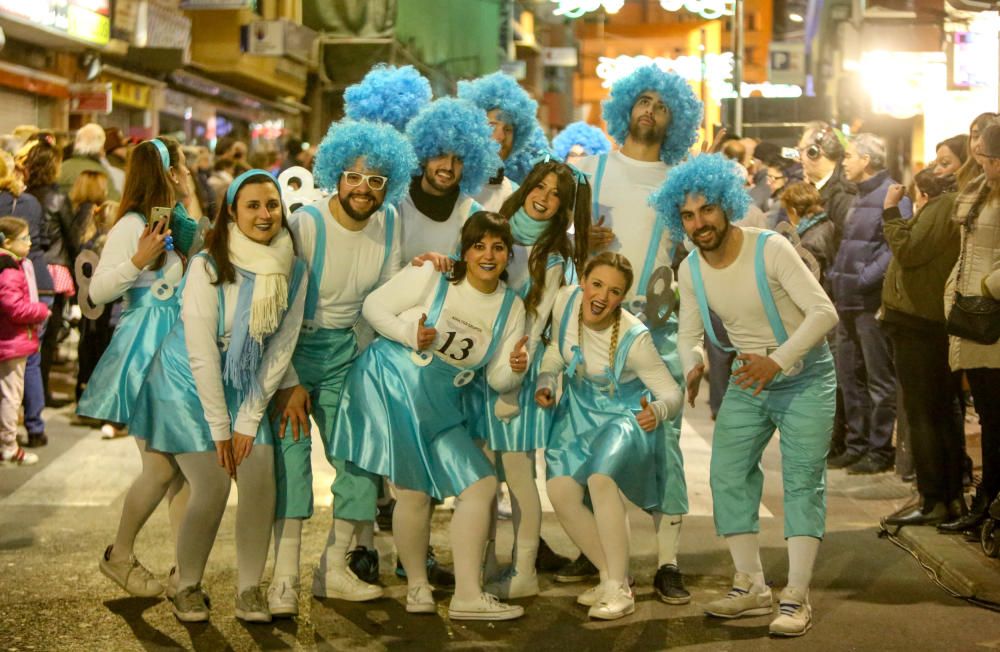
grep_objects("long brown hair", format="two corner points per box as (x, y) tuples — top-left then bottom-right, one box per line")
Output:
(957, 113), (1000, 191)
(115, 138), (181, 271)
(580, 252), (634, 368)
(450, 211), (513, 285)
(499, 160), (591, 316)
(204, 175), (291, 285)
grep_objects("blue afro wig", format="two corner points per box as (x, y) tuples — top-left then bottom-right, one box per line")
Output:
(457, 72), (539, 160)
(313, 119), (419, 206)
(602, 65), (703, 165)
(648, 153), (751, 242)
(503, 124), (554, 185)
(344, 64), (432, 132)
(405, 98), (502, 196)
(552, 121), (612, 160)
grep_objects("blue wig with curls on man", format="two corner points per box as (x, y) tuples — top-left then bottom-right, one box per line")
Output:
(603, 65), (703, 166)
(552, 121), (612, 160)
(313, 120), (419, 206)
(648, 153), (752, 242)
(457, 72), (539, 161)
(405, 98), (503, 196)
(503, 124), (554, 185)
(344, 64), (432, 132)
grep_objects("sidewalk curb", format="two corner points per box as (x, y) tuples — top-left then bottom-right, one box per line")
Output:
(894, 524), (1000, 605)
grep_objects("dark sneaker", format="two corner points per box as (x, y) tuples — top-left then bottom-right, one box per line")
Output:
(346, 546), (380, 585)
(395, 546), (455, 587)
(25, 432), (48, 448)
(847, 454), (893, 475)
(653, 563), (691, 605)
(376, 499), (395, 532)
(827, 451), (862, 470)
(535, 538), (571, 573)
(554, 554), (599, 584)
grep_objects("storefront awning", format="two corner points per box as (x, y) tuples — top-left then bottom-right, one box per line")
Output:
(0, 60), (70, 99)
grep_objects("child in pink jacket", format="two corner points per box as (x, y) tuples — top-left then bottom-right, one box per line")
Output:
(0, 217), (50, 466)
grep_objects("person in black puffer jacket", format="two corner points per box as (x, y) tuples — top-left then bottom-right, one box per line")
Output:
(827, 133), (912, 475)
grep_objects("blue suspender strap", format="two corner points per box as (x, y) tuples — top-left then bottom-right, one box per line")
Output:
(637, 219), (665, 297)
(558, 287), (581, 351)
(611, 323), (649, 381)
(686, 250), (735, 353)
(298, 205), (326, 323)
(423, 273), (451, 328)
(472, 288), (517, 371)
(754, 232), (789, 344)
(591, 153), (607, 224)
(380, 205), (396, 277)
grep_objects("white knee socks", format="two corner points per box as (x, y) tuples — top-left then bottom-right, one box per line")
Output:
(786, 536), (820, 593)
(726, 533), (766, 592)
(653, 512), (683, 567)
(273, 518), (303, 582)
(319, 518), (357, 576)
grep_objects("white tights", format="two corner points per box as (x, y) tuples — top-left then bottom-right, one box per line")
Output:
(546, 476), (608, 583)
(482, 449), (542, 576)
(109, 438), (187, 564)
(174, 446), (275, 593)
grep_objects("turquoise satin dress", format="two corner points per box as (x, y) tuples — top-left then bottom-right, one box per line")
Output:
(330, 273), (515, 501)
(130, 254), (306, 454)
(545, 288), (665, 511)
(77, 267), (179, 426)
(464, 253), (562, 452)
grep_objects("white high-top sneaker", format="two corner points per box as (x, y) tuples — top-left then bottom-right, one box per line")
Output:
(312, 566), (383, 601)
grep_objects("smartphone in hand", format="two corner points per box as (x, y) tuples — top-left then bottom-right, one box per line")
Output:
(150, 205), (172, 227)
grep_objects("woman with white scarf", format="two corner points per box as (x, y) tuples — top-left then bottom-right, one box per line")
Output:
(130, 170), (306, 623)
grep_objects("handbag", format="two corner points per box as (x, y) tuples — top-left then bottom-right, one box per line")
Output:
(47, 263), (76, 297)
(946, 190), (1000, 344)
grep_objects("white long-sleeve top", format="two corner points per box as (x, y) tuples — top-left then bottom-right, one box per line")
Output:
(507, 243), (564, 360)
(286, 196), (402, 329)
(183, 254), (306, 442)
(90, 212), (183, 305)
(474, 177), (516, 212)
(539, 286), (683, 424)
(398, 191), (479, 262)
(575, 151), (672, 305)
(361, 262), (526, 394)
(677, 227), (839, 376)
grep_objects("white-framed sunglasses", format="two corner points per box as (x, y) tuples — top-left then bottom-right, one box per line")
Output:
(341, 171), (388, 191)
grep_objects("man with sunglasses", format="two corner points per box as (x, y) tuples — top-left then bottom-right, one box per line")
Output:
(398, 98), (501, 263)
(266, 120), (418, 616)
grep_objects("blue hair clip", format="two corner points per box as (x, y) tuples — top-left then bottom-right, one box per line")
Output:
(566, 163), (589, 186)
(226, 169), (278, 208)
(527, 151), (588, 185)
(148, 139), (170, 171)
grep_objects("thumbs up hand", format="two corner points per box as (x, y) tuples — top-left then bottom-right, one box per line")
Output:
(416, 313), (437, 351)
(636, 395), (658, 432)
(510, 335), (529, 373)
(589, 215), (615, 252)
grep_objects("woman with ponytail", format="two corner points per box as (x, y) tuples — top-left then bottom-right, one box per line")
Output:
(537, 252), (682, 620)
(131, 170), (306, 623)
(469, 158), (590, 598)
(85, 138), (190, 600)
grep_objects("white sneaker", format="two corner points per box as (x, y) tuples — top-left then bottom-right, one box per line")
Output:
(235, 586), (272, 623)
(769, 587), (812, 637)
(576, 583), (604, 607)
(588, 582), (635, 620)
(704, 572), (773, 619)
(1, 447), (38, 466)
(484, 568), (539, 599)
(312, 566), (383, 601)
(267, 576), (300, 618)
(172, 585), (210, 622)
(406, 583), (436, 614)
(448, 592), (524, 621)
(99, 545), (163, 597)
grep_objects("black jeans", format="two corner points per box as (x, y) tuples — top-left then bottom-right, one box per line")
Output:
(966, 367), (1000, 500)
(886, 324), (964, 503)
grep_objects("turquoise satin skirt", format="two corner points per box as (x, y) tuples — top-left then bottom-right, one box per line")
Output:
(77, 288), (179, 424)
(463, 354), (550, 452)
(130, 321), (274, 454)
(329, 337), (495, 501)
(545, 375), (662, 511)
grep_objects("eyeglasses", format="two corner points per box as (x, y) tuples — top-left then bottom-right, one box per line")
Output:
(341, 171), (388, 191)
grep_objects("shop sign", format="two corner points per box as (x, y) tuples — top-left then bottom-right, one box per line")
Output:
(769, 41), (806, 86)
(543, 47), (578, 67)
(108, 79), (150, 109)
(501, 59), (527, 80)
(0, 0), (110, 46)
(69, 82), (112, 113)
(551, 0), (624, 17)
(659, 0), (734, 19)
(242, 19), (316, 64)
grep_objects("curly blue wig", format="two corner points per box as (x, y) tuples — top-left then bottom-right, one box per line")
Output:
(552, 121), (612, 160)
(503, 124), (554, 185)
(648, 153), (751, 242)
(405, 98), (502, 196)
(457, 72), (539, 160)
(602, 65), (703, 165)
(344, 64), (432, 132)
(313, 119), (419, 206)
